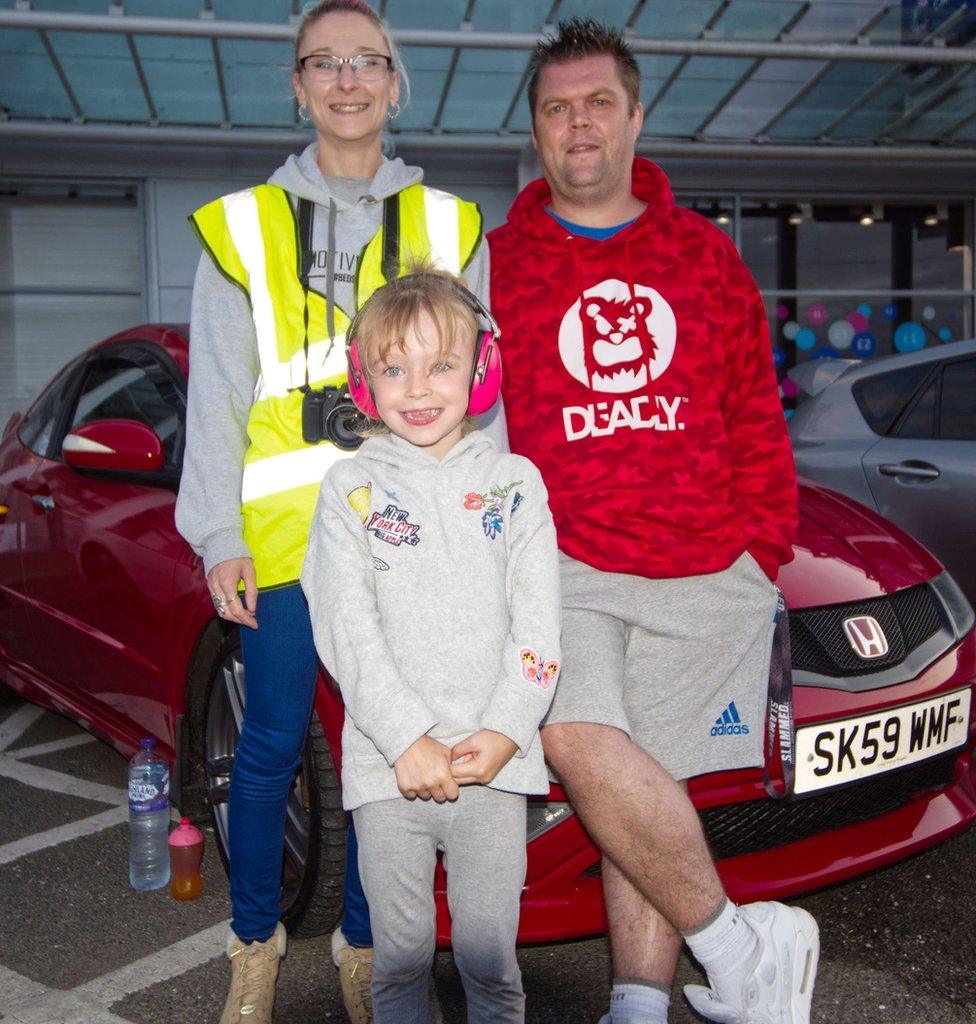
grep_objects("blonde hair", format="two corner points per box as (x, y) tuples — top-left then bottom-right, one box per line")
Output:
(294, 0), (411, 108)
(349, 264), (480, 433)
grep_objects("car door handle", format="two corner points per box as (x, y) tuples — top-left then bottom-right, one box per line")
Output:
(31, 494), (55, 511)
(878, 461), (940, 481)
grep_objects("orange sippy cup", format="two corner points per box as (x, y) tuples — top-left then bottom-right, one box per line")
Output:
(168, 817), (204, 901)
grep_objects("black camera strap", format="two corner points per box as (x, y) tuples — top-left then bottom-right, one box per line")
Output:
(382, 194), (400, 283)
(297, 197), (315, 394)
(296, 194), (399, 394)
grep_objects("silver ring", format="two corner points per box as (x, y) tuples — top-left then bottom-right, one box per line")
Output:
(211, 593), (225, 609)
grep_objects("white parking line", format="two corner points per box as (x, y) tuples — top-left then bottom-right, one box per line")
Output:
(0, 703), (45, 752)
(10, 733), (97, 761)
(0, 924), (228, 1024)
(0, 755), (127, 806)
(5, 992), (137, 1024)
(0, 964), (49, 1011)
(77, 921), (228, 1005)
(0, 805), (129, 866)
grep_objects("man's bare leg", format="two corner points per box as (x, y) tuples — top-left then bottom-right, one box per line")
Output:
(603, 856), (681, 985)
(542, 721), (724, 936)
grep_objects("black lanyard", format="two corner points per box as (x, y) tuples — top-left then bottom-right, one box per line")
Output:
(297, 197), (316, 394)
(764, 588), (796, 800)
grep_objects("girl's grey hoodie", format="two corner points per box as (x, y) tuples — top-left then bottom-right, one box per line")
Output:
(301, 431), (561, 810)
(175, 145), (503, 578)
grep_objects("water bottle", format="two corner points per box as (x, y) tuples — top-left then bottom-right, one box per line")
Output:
(128, 737), (171, 891)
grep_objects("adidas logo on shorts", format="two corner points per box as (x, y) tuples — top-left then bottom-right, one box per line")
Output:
(711, 700), (750, 736)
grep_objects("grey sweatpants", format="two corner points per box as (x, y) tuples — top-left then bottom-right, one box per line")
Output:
(353, 785), (528, 1024)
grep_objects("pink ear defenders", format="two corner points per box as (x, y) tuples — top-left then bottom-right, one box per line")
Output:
(346, 278), (502, 420)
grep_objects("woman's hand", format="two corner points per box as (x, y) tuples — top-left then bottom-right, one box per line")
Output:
(207, 557), (259, 629)
(449, 730), (518, 785)
(394, 736), (458, 802)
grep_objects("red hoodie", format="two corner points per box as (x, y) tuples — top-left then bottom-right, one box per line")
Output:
(488, 158), (797, 581)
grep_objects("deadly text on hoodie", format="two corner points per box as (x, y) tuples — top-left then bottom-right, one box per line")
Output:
(487, 158), (798, 583)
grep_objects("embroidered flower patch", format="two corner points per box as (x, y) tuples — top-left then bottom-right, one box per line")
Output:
(463, 481), (522, 540)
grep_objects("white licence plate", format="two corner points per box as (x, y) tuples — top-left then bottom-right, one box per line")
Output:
(793, 688), (972, 796)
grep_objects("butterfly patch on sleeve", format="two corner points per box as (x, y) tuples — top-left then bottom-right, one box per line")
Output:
(519, 647), (560, 690)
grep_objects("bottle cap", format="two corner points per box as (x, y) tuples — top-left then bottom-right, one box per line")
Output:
(168, 817), (204, 847)
(139, 737), (156, 750)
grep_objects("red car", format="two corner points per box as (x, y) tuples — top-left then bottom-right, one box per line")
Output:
(1, 324), (974, 942)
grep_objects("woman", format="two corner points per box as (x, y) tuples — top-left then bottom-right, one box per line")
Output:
(175, 4), (498, 1022)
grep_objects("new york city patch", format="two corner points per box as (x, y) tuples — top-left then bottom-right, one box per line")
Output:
(366, 504), (421, 547)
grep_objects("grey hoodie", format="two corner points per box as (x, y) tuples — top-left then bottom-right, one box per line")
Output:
(301, 431), (561, 810)
(175, 145), (502, 577)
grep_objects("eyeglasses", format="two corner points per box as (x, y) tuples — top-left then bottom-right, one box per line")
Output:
(298, 52), (393, 81)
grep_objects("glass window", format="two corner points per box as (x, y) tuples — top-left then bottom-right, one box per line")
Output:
(739, 201), (896, 293)
(853, 363), (931, 435)
(940, 359), (976, 441)
(915, 204), (970, 292)
(896, 378), (937, 439)
(797, 216), (892, 293)
(17, 359), (82, 458)
(677, 197), (734, 241)
(68, 355), (184, 470)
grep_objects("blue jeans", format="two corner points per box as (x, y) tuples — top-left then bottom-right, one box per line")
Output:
(229, 582), (372, 945)
(343, 817), (373, 947)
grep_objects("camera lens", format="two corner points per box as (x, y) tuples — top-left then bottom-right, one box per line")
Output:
(326, 402), (364, 450)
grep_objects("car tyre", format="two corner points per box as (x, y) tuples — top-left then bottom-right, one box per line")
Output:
(203, 628), (346, 937)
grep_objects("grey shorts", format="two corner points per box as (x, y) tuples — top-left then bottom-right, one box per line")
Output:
(545, 552), (779, 781)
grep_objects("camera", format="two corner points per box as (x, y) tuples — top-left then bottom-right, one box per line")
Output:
(301, 385), (364, 450)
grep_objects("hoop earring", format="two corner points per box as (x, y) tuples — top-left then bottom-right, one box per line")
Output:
(298, 105), (311, 122)
(387, 102), (401, 120)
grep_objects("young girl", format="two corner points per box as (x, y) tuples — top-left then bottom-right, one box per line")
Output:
(301, 269), (561, 1024)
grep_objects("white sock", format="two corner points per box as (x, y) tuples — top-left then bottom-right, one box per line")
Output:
(682, 898), (758, 1006)
(609, 979), (670, 1024)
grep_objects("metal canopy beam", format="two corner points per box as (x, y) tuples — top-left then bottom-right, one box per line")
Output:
(819, 11), (971, 140)
(756, 4), (894, 138)
(3, 119), (976, 163)
(499, 0), (563, 131)
(39, 29), (83, 120)
(2, 9), (976, 66)
(881, 65), (975, 137)
(644, 0), (730, 119)
(432, 0), (476, 130)
(125, 35), (158, 123)
(694, 1), (811, 136)
(211, 38), (231, 127)
(942, 106), (976, 140)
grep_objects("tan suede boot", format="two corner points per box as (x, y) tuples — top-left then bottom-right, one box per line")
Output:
(331, 927), (373, 1024)
(218, 923), (286, 1024)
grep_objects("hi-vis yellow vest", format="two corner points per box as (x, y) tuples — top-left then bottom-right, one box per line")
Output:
(190, 182), (482, 589)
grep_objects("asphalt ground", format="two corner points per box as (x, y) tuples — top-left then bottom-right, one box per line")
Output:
(1, 693), (975, 1024)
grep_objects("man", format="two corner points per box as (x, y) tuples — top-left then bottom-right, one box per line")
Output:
(487, 18), (819, 1024)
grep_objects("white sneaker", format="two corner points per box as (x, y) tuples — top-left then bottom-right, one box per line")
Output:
(684, 902), (819, 1024)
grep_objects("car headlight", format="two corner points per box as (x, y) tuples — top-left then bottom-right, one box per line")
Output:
(526, 801), (574, 844)
(930, 571), (976, 640)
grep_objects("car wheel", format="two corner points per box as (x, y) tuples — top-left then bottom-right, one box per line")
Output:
(203, 629), (346, 937)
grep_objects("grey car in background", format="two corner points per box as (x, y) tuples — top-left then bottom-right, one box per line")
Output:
(789, 339), (976, 607)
